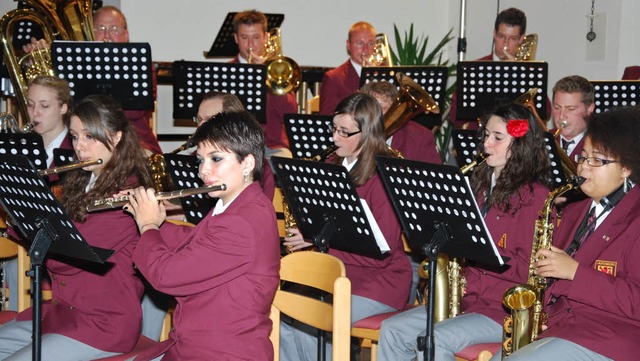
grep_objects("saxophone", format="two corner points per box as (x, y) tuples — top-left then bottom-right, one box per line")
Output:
(501, 176), (585, 359)
(418, 153), (485, 320)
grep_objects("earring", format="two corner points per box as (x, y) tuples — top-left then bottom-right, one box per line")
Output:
(624, 175), (629, 193)
(243, 169), (250, 183)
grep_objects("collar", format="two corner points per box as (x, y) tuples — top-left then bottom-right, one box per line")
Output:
(349, 59), (363, 77)
(46, 127), (69, 166)
(342, 157), (357, 171)
(237, 55), (248, 64)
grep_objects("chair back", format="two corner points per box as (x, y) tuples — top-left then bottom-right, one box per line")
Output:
(269, 251), (351, 360)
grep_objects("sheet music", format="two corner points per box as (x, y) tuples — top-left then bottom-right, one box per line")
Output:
(360, 198), (390, 253)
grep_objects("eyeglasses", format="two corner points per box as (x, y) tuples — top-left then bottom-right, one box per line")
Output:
(350, 40), (375, 48)
(329, 125), (361, 138)
(193, 115), (207, 124)
(93, 25), (126, 36)
(575, 155), (618, 167)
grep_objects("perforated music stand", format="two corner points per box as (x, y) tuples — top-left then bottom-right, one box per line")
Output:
(456, 61), (548, 120)
(162, 154), (217, 224)
(590, 80), (640, 113)
(0, 154), (112, 361)
(451, 129), (480, 168)
(270, 157), (385, 258)
(53, 148), (75, 167)
(172, 61), (267, 123)
(0, 133), (47, 170)
(283, 113), (334, 159)
(542, 131), (570, 189)
(51, 41), (154, 110)
(361, 66), (448, 129)
(375, 156), (504, 361)
(204, 12), (285, 58)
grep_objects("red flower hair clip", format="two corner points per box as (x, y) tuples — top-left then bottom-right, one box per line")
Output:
(506, 119), (529, 138)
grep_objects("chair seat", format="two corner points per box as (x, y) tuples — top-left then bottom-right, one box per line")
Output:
(92, 335), (158, 361)
(454, 342), (501, 360)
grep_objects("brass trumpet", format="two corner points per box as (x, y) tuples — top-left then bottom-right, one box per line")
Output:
(38, 159), (103, 176)
(87, 184), (227, 212)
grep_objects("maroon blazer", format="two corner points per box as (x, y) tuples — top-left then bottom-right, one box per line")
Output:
(390, 121), (441, 163)
(541, 186), (640, 361)
(133, 182), (280, 361)
(328, 173), (412, 310)
(125, 109), (162, 154)
(319, 60), (360, 115)
(622, 66), (640, 80)
(461, 182), (550, 323)
(230, 57), (298, 149)
(15, 209), (145, 353)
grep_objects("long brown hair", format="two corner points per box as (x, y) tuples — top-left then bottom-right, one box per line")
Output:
(330, 93), (395, 186)
(60, 95), (153, 221)
(470, 103), (552, 215)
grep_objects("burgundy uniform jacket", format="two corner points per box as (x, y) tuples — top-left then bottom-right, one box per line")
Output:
(328, 173), (412, 310)
(552, 132), (586, 166)
(461, 182), (550, 323)
(133, 182), (280, 361)
(319, 60), (360, 115)
(622, 65), (640, 80)
(390, 121), (441, 164)
(16, 209), (145, 353)
(542, 186), (640, 361)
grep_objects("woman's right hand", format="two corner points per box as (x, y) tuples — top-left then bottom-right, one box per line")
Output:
(283, 227), (313, 252)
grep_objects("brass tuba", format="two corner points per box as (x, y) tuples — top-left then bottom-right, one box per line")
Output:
(262, 28), (301, 96)
(0, 0), (95, 122)
(363, 33), (393, 67)
(501, 176), (585, 359)
(384, 72), (439, 138)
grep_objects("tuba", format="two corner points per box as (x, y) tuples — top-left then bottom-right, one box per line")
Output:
(0, 111), (33, 132)
(501, 176), (585, 359)
(0, 0), (95, 122)
(261, 28), (301, 96)
(363, 33), (393, 67)
(384, 73), (439, 138)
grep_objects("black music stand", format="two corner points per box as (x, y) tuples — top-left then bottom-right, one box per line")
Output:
(376, 157), (504, 361)
(0, 133), (47, 170)
(51, 41), (154, 110)
(451, 129), (480, 169)
(53, 148), (75, 167)
(0, 154), (112, 361)
(590, 80), (640, 113)
(172, 61), (267, 123)
(162, 154), (217, 224)
(270, 157), (386, 258)
(456, 61), (548, 120)
(283, 113), (334, 159)
(542, 131), (571, 189)
(203, 12), (284, 58)
(361, 66), (448, 129)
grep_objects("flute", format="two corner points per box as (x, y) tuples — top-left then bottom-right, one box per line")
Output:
(39, 159), (103, 176)
(87, 184), (227, 212)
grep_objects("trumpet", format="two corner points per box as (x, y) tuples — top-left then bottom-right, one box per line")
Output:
(38, 159), (103, 176)
(87, 184), (227, 212)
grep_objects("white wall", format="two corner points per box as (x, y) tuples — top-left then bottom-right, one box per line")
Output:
(2, 1), (638, 150)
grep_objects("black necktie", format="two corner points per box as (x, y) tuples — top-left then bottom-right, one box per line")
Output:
(567, 206), (596, 256)
(561, 138), (575, 154)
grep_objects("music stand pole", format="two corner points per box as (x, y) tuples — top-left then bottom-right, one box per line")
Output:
(458, 0), (467, 62)
(28, 219), (58, 361)
(417, 221), (451, 361)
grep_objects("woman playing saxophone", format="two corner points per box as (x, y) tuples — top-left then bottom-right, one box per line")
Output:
(377, 102), (553, 361)
(509, 107), (640, 361)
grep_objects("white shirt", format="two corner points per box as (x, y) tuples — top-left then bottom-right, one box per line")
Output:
(212, 192), (241, 216)
(560, 132), (585, 156)
(350, 59), (363, 77)
(45, 127), (69, 167)
(341, 157), (357, 171)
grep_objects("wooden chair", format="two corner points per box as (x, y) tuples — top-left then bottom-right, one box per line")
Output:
(455, 343), (499, 361)
(351, 304), (417, 361)
(306, 95), (320, 114)
(269, 251), (351, 360)
(272, 187), (287, 240)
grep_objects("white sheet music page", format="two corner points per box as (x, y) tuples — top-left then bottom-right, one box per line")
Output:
(360, 198), (391, 253)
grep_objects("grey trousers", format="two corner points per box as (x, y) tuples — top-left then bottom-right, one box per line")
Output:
(0, 320), (119, 361)
(279, 294), (396, 361)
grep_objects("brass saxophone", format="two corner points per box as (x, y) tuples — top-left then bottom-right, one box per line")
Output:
(418, 153), (485, 321)
(501, 175), (585, 359)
